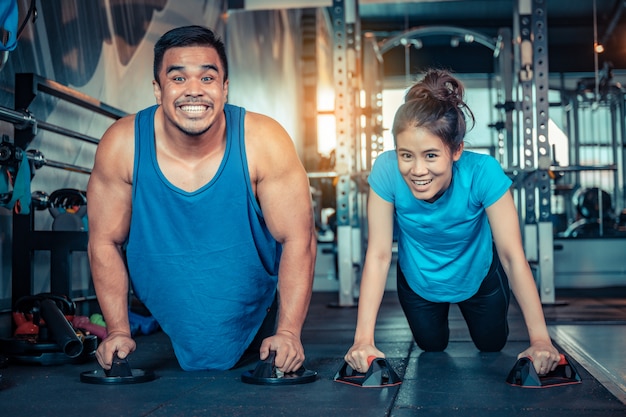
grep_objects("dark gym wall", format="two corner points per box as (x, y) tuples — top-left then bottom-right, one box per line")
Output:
(0, 0), (308, 335)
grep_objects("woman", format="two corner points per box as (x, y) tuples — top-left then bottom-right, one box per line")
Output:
(344, 69), (560, 375)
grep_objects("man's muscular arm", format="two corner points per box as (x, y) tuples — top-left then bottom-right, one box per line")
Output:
(87, 116), (136, 369)
(246, 112), (316, 373)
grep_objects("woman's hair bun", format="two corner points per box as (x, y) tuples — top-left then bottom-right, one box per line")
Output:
(404, 69), (465, 109)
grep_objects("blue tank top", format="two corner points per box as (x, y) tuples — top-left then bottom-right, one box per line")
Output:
(125, 104), (280, 370)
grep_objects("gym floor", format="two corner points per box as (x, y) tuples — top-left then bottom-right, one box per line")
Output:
(1, 289), (625, 417)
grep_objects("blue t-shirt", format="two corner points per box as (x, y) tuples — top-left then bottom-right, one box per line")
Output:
(369, 150), (512, 303)
(125, 104), (280, 370)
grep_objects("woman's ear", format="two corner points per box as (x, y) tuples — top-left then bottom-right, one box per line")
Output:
(452, 142), (464, 161)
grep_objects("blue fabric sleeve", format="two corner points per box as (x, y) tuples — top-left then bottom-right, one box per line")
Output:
(368, 150), (397, 203)
(474, 154), (512, 208)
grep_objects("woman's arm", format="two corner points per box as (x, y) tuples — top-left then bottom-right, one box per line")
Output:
(486, 191), (561, 374)
(344, 190), (395, 372)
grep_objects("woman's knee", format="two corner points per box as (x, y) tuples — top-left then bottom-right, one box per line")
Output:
(415, 337), (449, 352)
(473, 337), (506, 352)
(470, 326), (508, 352)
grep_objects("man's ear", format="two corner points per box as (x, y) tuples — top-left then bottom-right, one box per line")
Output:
(223, 79), (229, 102)
(153, 80), (162, 105)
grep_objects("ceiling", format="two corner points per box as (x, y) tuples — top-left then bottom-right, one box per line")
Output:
(356, 0), (626, 78)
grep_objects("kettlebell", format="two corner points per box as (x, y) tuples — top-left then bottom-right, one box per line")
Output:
(48, 189), (87, 231)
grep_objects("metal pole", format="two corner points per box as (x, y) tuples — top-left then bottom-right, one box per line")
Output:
(0, 105), (101, 145)
(27, 153), (92, 175)
(331, 0), (360, 307)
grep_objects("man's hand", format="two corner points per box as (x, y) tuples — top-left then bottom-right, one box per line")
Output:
(259, 330), (304, 373)
(95, 331), (136, 370)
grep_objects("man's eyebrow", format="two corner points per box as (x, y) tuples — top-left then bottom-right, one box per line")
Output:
(165, 64), (219, 75)
(201, 64), (219, 72)
(165, 65), (184, 75)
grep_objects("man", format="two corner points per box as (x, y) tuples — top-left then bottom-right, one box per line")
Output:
(87, 25), (316, 372)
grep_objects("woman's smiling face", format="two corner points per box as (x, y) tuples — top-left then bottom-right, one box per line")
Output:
(396, 125), (463, 203)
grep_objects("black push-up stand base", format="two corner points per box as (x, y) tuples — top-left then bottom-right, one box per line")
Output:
(241, 351), (318, 385)
(80, 353), (157, 385)
(334, 356), (403, 388)
(506, 353), (582, 388)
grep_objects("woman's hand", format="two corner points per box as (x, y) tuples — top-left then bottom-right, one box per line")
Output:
(517, 340), (561, 375)
(344, 343), (385, 373)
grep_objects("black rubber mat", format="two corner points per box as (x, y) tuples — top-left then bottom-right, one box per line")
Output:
(0, 292), (624, 417)
(392, 342), (625, 416)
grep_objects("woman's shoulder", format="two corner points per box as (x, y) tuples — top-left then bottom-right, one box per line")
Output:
(458, 150), (502, 172)
(373, 149), (397, 165)
(459, 150), (494, 162)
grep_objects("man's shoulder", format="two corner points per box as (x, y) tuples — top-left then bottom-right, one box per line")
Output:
(105, 112), (136, 138)
(242, 109), (288, 142)
(98, 112), (137, 158)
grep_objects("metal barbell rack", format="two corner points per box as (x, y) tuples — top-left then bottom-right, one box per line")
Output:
(0, 73), (125, 304)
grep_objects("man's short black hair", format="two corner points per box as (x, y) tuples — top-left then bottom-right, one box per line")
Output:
(153, 25), (228, 85)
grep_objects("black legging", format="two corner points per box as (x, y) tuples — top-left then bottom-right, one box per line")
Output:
(397, 248), (511, 352)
